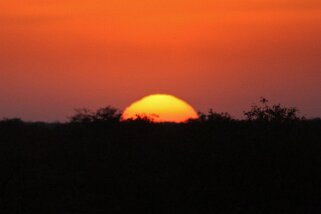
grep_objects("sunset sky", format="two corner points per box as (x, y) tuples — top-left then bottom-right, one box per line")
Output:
(1, 0), (321, 121)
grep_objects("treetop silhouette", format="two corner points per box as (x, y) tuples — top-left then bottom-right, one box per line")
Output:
(244, 97), (303, 122)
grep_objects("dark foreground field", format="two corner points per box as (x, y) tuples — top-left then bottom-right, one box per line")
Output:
(1, 119), (321, 213)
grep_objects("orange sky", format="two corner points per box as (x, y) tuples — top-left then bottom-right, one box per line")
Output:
(1, 0), (321, 121)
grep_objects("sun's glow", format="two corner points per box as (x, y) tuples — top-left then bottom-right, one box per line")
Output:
(122, 94), (198, 123)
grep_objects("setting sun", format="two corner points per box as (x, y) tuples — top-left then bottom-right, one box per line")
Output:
(122, 94), (198, 123)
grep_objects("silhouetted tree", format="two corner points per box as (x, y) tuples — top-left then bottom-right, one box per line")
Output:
(70, 106), (122, 123)
(191, 109), (232, 123)
(244, 97), (302, 122)
(206, 109), (232, 122)
(69, 108), (94, 123)
(124, 113), (157, 124)
(93, 106), (122, 123)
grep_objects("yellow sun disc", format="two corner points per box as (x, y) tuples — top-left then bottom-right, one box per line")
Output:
(122, 94), (198, 123)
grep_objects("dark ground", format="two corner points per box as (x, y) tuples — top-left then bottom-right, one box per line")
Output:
(0, 119), (321, 213)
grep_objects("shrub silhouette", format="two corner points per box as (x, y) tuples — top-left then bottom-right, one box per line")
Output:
(69, 107), (160, 124)
(123, 113), (158, 124)
(69, 108), (94, 123)
(244, 97), (302, 122)
(70, 106), (122, 123)
(199, 109), (232, 122)
(189, 109), (232, 123)
(93, 106), (122, 123)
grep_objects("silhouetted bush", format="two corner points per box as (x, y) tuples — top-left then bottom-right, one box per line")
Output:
(70, 106), (122, 123)
(195, 109), (233, 123)
(123, 113), (158, 124)
(244, 97), (302, 122)
(69, 108), (94, 123)
(93, 106), (122, 123)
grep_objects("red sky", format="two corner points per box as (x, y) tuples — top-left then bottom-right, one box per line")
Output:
(1, 0), (321, 121)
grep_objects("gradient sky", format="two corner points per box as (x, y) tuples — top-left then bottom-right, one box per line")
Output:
(1, 0), (321, 121)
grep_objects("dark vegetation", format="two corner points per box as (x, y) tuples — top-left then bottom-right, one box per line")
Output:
(0, 98), (320, 213)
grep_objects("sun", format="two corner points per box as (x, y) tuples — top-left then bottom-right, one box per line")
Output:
(122, 94), (198, 123)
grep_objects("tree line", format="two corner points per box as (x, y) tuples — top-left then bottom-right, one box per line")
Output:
(67, 97), (306, 124)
